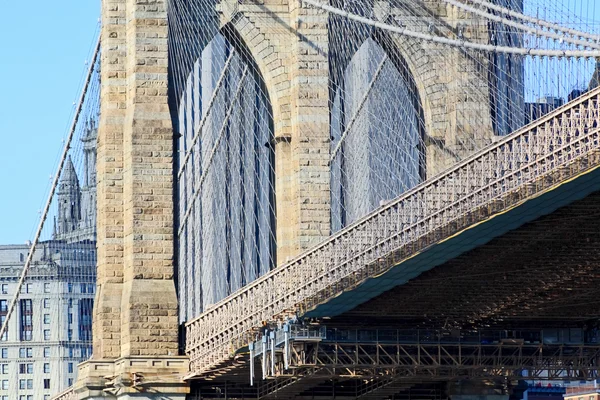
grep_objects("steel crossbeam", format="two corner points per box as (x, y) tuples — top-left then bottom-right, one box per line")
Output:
(186, 87), (600, 377)
(191, 336), (600, 399)
(281, 341), (600, 381)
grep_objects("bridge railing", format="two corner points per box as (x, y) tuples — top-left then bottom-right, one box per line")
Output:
(186, 87), (600, 375)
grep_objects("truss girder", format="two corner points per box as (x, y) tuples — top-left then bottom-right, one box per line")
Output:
(186, 87), (600, 377)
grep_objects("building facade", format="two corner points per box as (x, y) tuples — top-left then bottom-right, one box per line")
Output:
(0, 123), (97, 399)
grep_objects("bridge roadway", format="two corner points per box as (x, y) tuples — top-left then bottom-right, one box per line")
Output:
(186, 87), (600, 395)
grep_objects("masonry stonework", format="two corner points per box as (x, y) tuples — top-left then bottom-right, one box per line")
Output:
(75, 0), (504, 397)
(219, 0), (496, 261)
(75, 0), (188, 398)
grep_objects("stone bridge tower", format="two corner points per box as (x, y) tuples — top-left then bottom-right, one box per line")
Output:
(172, 0), (521, 322)
(71, 0), (521, 398)
(73, 0), (189, 399)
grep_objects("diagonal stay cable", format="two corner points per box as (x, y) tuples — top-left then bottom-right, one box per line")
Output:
(177, 51), (235, 180)
(178, 66), (249, 236)
(0, 36), (101, 342)
(330, 55), (388, 163)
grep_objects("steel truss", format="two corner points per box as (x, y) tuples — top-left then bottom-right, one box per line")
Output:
(282, 341), (600, 380)
(187, 87), (600, 377)
(191, 338), (600, 399)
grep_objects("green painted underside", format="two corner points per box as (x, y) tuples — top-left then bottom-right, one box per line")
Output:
(305, 165), (600, 318)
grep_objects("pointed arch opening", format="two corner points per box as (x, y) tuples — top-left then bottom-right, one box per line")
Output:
(330, 33), (427, 232)
(175, 26), (276, 321)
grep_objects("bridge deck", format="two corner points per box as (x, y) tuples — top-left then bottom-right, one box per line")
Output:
(186, 87), (600, 376)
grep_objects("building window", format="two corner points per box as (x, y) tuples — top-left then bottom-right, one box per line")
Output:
(43, 347), (50, 358)
(43, 330), (50, 341)
(0, 365), (7, 374)
(88, 283), (95, 293)
(43, 363), (50, 373)
(67, 283), (73, 293)
(79, 298), (93, 341)
(67, 378), (73, 386)
(18, 379), (25, 390)
(68, 313), (73, 324)
(0, 300), (7, 342)
(1, 285), (6, 295)
(80, 283), (87, 293)
(44, 314), (50, 324)
(19, 300), (33, 341)
(19, 348), (32, 358)
(0, 349), (6, 359)
(1, 380), (6, 390)
(67, 329), (73, 341)
(19, 395), (25, 400)
(68, 348), (73, 358)
(43, 298), (50, 308)
(18, 363), (32, 374)
(43, 283), (50, 293)
(43, 379), (50, 389)
(68, 299), (73, 308)
(68, 362), (73, 373)
(27, 396), (32, 400)
(2, 395), (7, 400)
(44, 396), (49, 400)
(20, 284), (31, 294)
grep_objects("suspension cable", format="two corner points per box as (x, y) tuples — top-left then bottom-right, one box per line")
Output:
(458, 0), (600, 44)
(330, 55), (388, 163)
(302, 0), (600, 57)
(177, 51), (235, 180)
(178, 67), (249, 236)
(441, 0), (600, 50)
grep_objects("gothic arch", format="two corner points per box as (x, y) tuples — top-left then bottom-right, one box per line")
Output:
(329, 34), (427, 231)
(175, 26), (276, 320)
(228, 15), (290, 132)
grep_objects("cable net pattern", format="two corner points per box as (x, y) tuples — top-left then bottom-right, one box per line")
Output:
(168, 0), (600, 324)
(175, 32), (276, 320)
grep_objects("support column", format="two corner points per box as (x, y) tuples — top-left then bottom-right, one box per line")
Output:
(74, 0), (189, 398)
(93, 0), (126, 361)
(276, 0), (331, 262)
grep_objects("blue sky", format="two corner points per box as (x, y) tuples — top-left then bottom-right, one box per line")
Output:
(0, 2), (100, 244)
(0, 1), (599, 245)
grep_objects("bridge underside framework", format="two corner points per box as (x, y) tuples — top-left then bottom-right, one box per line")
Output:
(191, 340), (600, 399)
(167, 0), (600, 396)
(190, 163), (600, 397)
(184, 84), (600, 393)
